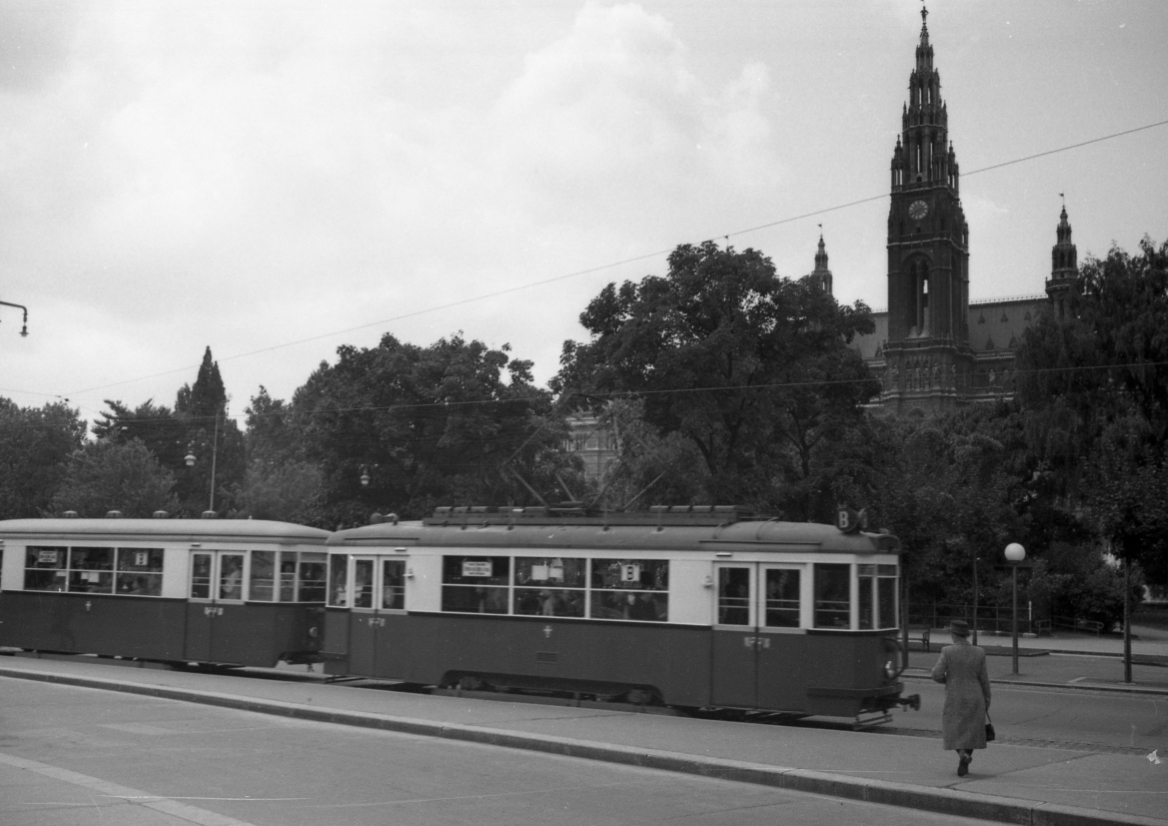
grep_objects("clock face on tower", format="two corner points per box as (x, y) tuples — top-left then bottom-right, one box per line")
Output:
(909, 200), (929, 221)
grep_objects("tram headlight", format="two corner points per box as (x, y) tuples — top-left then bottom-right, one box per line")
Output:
(884, 660), (897, 680)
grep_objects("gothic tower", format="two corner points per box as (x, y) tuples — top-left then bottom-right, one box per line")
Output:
(882, 6), (974, 413)
(809, 232), (833, 296)
(1045, 202), (1078, 319)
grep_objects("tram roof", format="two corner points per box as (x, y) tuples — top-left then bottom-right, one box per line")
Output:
(0, 518), (331, 544)
(328, 509), (900, 554)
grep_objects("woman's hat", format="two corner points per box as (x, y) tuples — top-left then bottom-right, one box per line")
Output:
(948, 619), (970, 637)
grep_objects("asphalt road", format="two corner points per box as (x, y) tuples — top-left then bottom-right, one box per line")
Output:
(0, 677), (1000, 826)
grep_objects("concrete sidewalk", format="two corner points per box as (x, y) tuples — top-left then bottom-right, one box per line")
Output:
(1, 655), (1164, 826)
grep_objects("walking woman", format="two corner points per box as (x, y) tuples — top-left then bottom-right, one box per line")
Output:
(931, 619), (991, 776)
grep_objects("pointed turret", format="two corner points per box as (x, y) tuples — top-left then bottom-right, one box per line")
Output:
(1046, 200), (1078, 317)
(809, 233), (833, 296)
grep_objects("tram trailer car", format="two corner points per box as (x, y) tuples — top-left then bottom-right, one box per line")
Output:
(0, 518), (331, 667)
(323, 506), (918, 723)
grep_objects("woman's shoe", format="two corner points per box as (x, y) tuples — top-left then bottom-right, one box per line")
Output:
(957, 755), (970, 776)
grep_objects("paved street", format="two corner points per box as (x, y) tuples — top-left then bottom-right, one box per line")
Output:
(0, 677), (993, 826)
(2, 644), (1167, 825)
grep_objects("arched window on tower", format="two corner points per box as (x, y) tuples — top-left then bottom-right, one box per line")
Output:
(919, 270), (930, 333)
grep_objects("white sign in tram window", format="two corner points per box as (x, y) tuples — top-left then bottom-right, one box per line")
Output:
(135, 551), (149, 567)
(621, 563), (642, 584)
(462, 561), (493, 578)
(38, 550), (60, 564)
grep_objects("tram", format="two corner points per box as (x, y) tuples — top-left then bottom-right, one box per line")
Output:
(0, 516), (330, 667)
(322, 505), (918, 722)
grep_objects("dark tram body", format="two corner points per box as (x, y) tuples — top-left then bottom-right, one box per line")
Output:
(323, 506), (915, 722)
(0, 518), (330, 667)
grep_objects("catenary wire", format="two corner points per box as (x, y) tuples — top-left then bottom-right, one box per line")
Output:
(40, 116), (1168, 407)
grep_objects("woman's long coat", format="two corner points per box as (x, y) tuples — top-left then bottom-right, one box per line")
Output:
(931, 638), (992, 750)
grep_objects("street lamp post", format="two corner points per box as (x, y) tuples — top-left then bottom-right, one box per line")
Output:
(0, 300), (29, 337)
(183, 411), (221, 515)
(1004, 542), (1027, 675)
(971, 551), (979, 646)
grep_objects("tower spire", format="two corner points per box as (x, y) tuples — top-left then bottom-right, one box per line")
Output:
(809, 227), (833, 296)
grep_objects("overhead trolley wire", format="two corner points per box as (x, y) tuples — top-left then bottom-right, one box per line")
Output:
(54, 117), (1168, 404)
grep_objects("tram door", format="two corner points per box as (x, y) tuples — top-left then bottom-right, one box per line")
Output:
(347, 556), (407, 679)
(710, 563), (804, 710)
(185, 550), (246, 663)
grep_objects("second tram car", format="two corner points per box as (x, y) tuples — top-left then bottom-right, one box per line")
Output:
(0, 517), (331, 667)
(322, 505), (917, 722)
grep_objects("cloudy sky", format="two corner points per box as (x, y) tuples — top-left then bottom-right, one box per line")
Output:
(1, 0), (1165, 428)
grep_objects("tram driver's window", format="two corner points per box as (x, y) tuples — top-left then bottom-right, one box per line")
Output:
(441, 556), (510, 614)
(764, 569), (800, 628)
(513, 557), (585, 618)
(589, 559), (668, 622)
(115, 548), (163, 596)
(25, 546), (68, 591)
(814, 564), (851, 629)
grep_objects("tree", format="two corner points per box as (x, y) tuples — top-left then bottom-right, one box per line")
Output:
(0, 399), (86, 518)
(92, 399), (187, 469)
(1015, 237), (1168, 680)
(234, 387), (324, 524)
(49, 438), (178, 517)
(291, 333), (565, 523)
(554, 241), (879, 515)
(95, 349), (245, 516)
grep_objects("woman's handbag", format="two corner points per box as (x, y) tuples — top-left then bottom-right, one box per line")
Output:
(985, 711), (996, 742)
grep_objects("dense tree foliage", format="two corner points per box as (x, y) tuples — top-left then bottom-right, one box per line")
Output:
(554, 241), (878, 517)
(94, 348), (245, 516)
(48, 439), (178, 517)
(0, 400), (86, 518)
(1017, 237), (1168, 583)
(290, 333), (575, 524)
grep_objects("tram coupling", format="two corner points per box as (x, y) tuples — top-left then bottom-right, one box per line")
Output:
(897, 693), (921, 711)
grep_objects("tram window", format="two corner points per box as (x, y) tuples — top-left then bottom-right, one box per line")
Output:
(115, 548), (163, 596)
(514, 557), (585, 618)
(328, 555), (348, 606)
(858, 564), (876, 629)
(67, 547), (114, 594)
(381, 559), (405, 610)
(590, 559), (668, 622)
(279, 553), (297, 601)
(218, 554), (245, 601)
(299, 554), (327, 602)
(878, 564), (898, 629)
(814, 564), (851, 629)
(191, 553), (212, 599)
(353, 559), (375, 608)
(764, 569), (800, 628)
(441, 556), (509, 614)
(250, 551), (277, 601)
(716, 567), (750, 626)
(25, 546), (68, 591)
